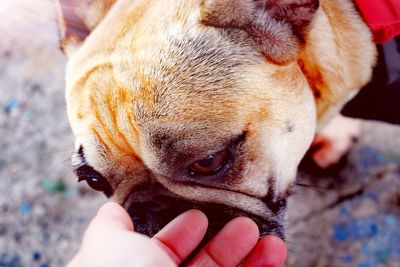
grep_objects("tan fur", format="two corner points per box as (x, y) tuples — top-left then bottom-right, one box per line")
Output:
(300, 0), (376, 125)
(60, 0), (376, 222)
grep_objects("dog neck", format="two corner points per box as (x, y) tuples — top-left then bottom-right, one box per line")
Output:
(299, 0), (376, 128)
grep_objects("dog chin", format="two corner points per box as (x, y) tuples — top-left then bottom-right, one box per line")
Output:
(123, 183), (286, 242)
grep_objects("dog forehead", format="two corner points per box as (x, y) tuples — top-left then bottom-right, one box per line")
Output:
(66, 29), (271, 161)
(65, 0), (272, 123)
(110, 30), (262, 119)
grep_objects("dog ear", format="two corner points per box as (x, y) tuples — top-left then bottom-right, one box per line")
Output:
(55, 0), (116, 56)
(201, 0), (319, 65)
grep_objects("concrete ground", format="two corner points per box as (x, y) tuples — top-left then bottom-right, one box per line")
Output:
(0, 1), (399, 266)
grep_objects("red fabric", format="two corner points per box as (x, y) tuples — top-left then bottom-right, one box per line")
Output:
(355, 0), (400, 43)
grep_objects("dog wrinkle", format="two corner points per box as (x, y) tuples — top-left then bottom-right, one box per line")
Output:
(67, 63), (112, 107)
(71, 66), (144, 160)
(152, 170), (275, 219)
(298, 58), (324, 100)
(63, 0), (377, 241)
(104, 91), (135, 151)
(89, 97), (138, 159)
(90, 126), (112, 156)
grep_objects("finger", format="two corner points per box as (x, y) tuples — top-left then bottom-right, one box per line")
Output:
(66, 202), (135, 267)
(82, 202), (134, 245)
(189, 217), (259, 267)
(94, 201), (134, 231)
(66, 252), (81, 267)
(78, 202), (176, 267)
(152, 209), (208, 264)
(243, 235), (287, 267)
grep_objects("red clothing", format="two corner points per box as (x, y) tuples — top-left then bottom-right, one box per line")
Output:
(355, 0), (400, 43)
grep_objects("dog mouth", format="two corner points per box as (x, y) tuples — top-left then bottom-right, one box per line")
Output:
(123, 183), (286, 244)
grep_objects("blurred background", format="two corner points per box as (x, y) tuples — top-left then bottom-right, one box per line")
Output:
(0, 1), (399, 266)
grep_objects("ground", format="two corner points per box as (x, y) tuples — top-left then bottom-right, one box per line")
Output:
(0, 1), (399, 267)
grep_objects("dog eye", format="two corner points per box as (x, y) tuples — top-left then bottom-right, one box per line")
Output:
(75, 165), (112, 196)
(189, 149), (230, 176)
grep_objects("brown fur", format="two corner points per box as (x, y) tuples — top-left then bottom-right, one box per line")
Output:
(58, 0), (376, 235)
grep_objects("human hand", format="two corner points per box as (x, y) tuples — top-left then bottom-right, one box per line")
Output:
(67, 202), (287, 267)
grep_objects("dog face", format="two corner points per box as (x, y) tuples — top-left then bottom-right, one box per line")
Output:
(59, 0), (375, 238)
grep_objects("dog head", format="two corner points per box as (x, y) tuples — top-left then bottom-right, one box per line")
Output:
(57, 0), (374, 239)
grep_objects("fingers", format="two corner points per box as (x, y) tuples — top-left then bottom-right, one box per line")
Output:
(243, 235), (287, 267)
(94, 202), (134, 231)
(82, 202), (134, 246)
(188, 217), (259, 267)
(67, 202), (135, 267)
(74, 202), (176, 267)
(152, 209), (208, 264)
(69, 203), (287, 267)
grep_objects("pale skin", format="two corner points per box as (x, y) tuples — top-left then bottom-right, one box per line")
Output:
(67, 202), (287, 267)
(312, 115), (362, 168)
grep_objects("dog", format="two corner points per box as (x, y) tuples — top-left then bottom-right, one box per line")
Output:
(56, 0), (376, 241)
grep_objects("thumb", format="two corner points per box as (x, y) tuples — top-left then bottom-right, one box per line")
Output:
(70, 202), (176, 267)
(67, 201), (134, 267)
(92, 202), (134, 231)
(80, 201), (134, 246)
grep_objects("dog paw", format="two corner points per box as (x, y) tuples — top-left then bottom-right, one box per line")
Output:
(311, 115), (362, 169)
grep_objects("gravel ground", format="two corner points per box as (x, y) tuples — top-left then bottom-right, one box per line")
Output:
(1, 1), (399, 267)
